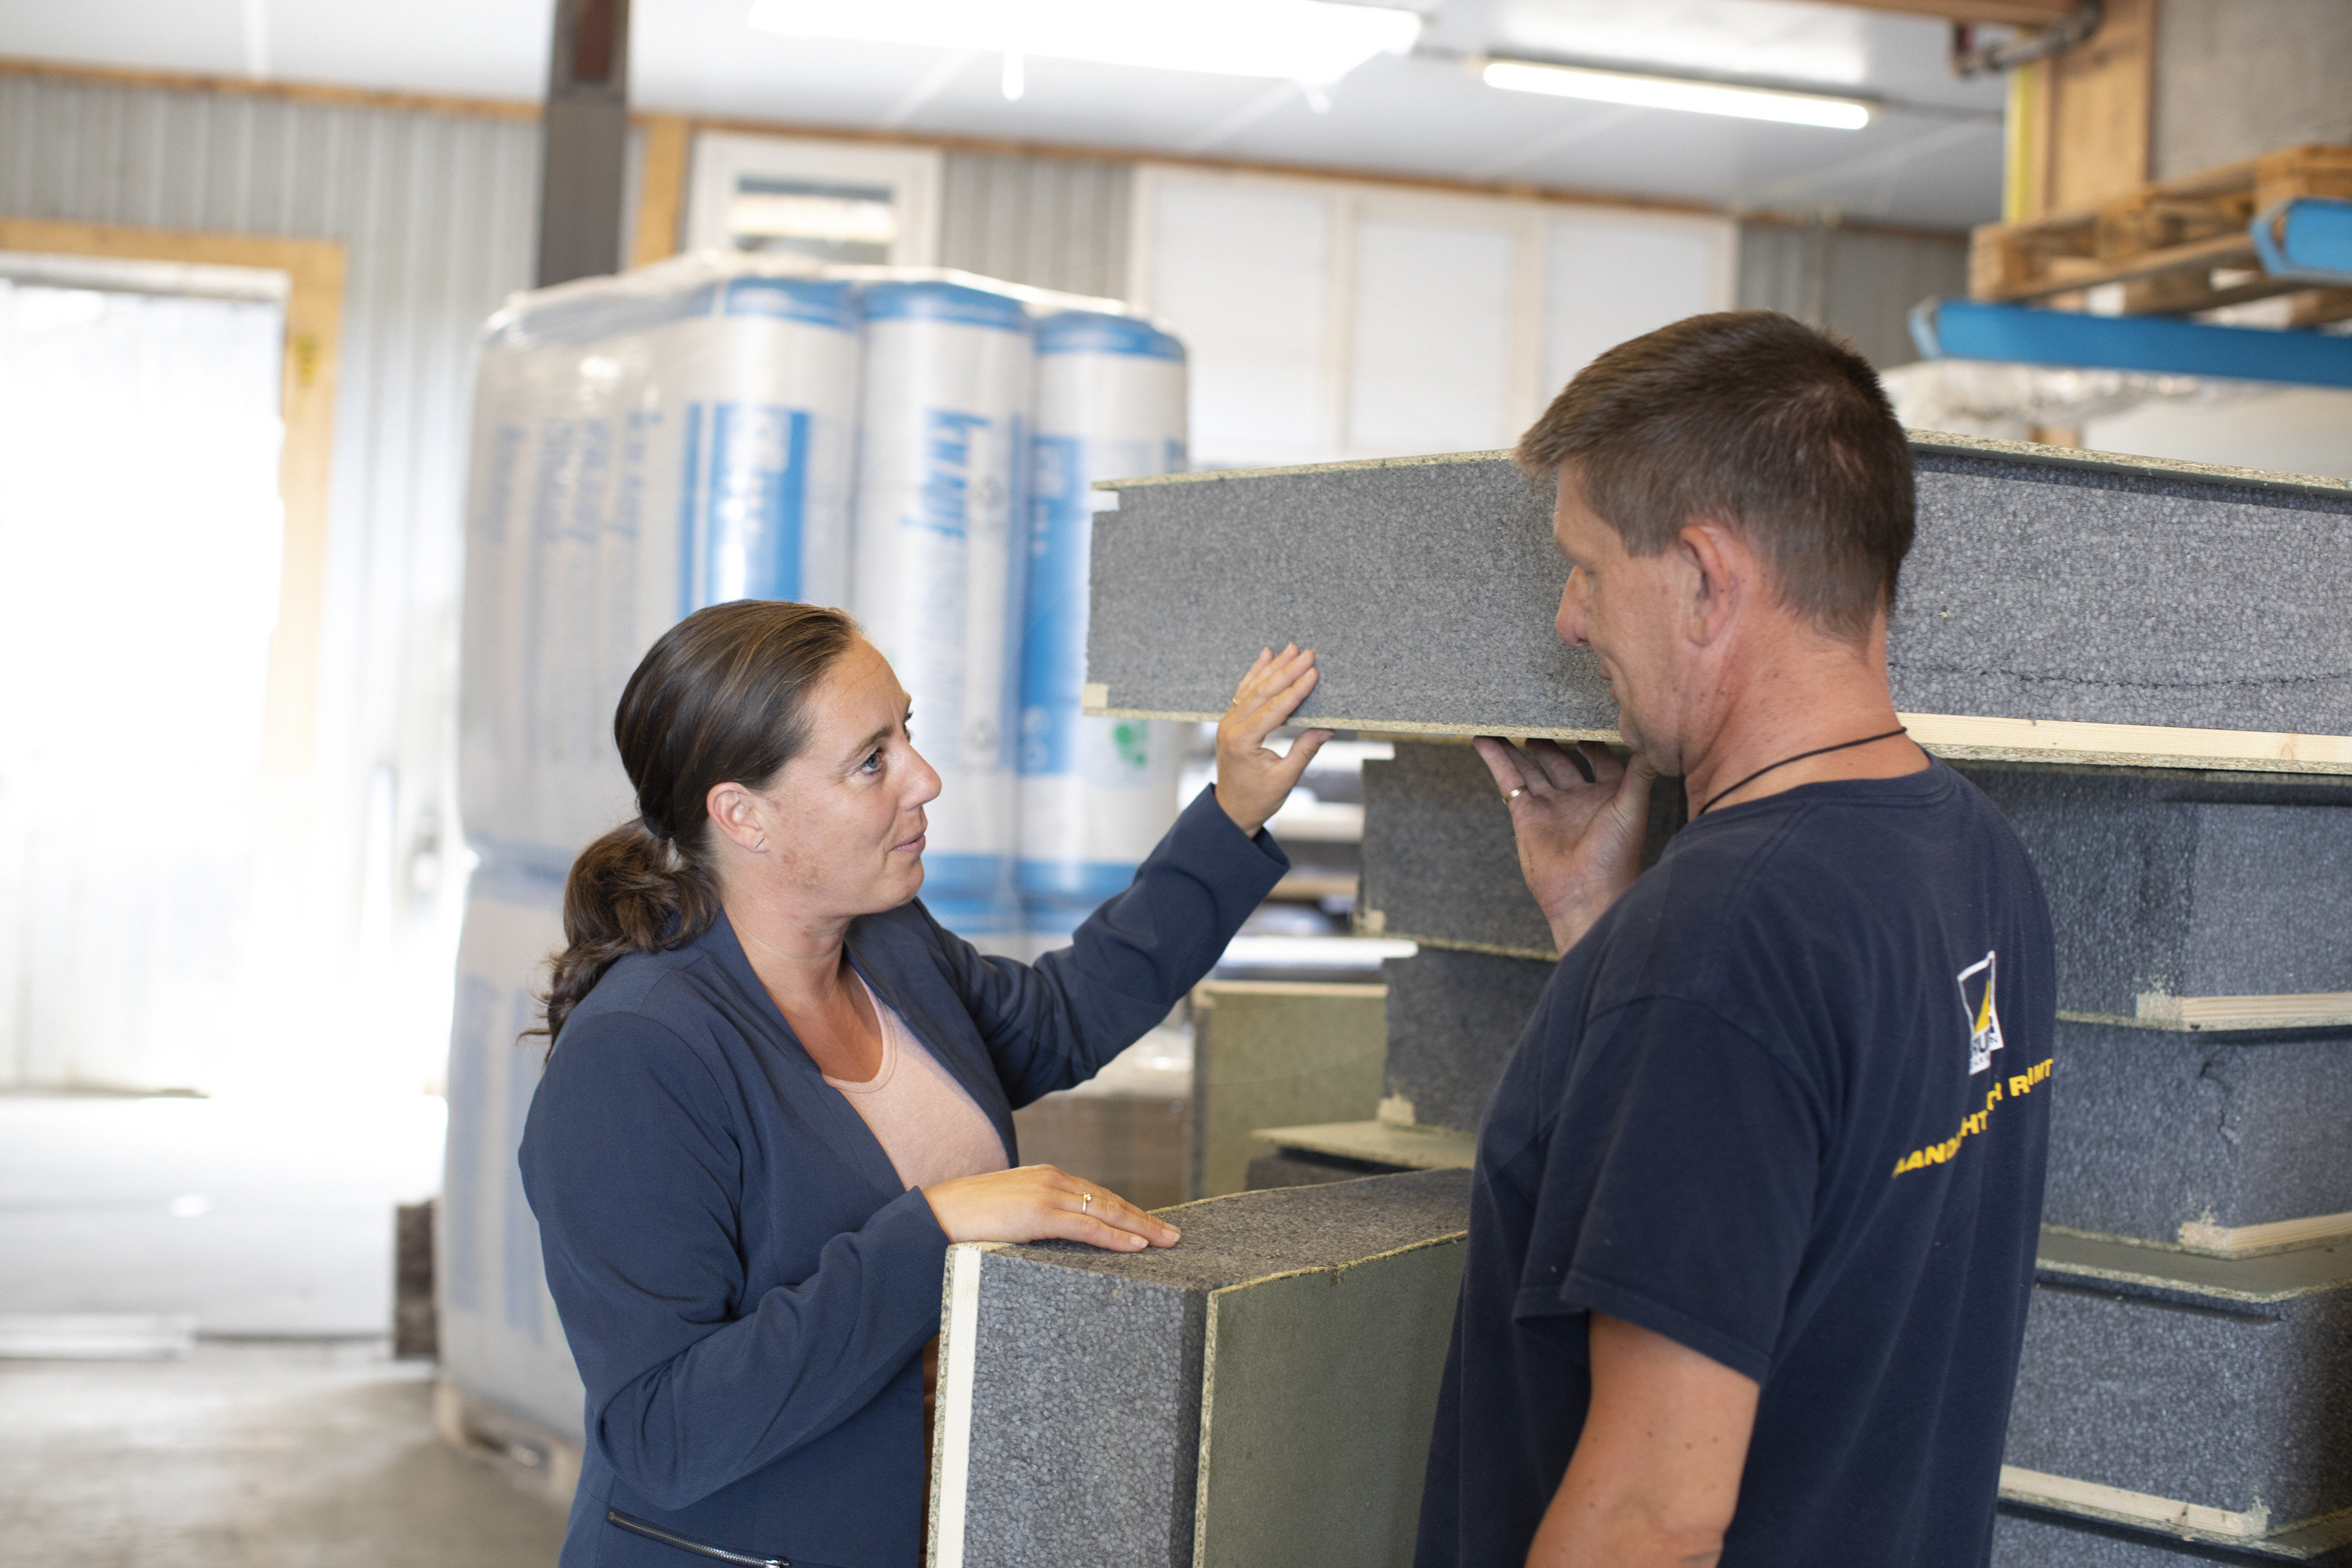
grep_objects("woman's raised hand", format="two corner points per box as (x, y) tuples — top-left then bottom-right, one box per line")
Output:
(923, 1164), (1180, 1251)
(1214, 644), (1336, 838)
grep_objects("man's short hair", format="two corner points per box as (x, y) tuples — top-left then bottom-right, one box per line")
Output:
(1516, 310), (1915, 641)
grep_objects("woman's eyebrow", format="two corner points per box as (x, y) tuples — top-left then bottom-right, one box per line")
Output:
(842, 723), (892, 763)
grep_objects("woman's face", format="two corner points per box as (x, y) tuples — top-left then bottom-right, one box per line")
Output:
(739, 638), (942, 919)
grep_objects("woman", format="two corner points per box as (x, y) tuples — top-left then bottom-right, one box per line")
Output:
(519, 600), (1330, 1568)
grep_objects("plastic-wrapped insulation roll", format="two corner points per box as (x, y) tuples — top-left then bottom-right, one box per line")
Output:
(849, 280), (1036, 937)
(438, 864), (585, 1443)
(457, 266), (860, 869)
(1016, 310), (1189, 942)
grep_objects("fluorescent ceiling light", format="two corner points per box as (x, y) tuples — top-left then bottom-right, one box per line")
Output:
(747, 0), (1423, 85)
(1481, 59), (1872, 129)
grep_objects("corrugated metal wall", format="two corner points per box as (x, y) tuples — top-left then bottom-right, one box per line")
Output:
(1737, 220), (1968, 369)
(938, 151), (1131, 299)
(0, 73), (539, 1089)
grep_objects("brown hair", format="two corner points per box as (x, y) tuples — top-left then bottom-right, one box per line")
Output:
(1515, 310), (1914, 641)
(533, 600), (860, 1047)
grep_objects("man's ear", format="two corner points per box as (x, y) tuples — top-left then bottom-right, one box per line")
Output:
(1677, 521), (1747, 647)
(706, 780), (766, 854)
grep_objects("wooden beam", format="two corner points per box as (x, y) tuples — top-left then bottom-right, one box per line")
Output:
(0, 218), (345, 922)
(0, 52), (539, 120)
(2041, 0), (2154, 214)
(630, 114), (692, 267)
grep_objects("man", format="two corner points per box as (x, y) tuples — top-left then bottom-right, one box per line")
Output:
(1414, 311), (2055, 1568)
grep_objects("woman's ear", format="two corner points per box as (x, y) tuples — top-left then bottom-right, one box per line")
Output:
(706, 780), (768, 855)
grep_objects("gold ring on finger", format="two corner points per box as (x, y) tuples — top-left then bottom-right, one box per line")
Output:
(1081, 1192), (1093, 1214)
(1504, 786), (1527, 802)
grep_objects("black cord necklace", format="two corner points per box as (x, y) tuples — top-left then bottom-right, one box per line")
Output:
(1696, 728), (1911, 816)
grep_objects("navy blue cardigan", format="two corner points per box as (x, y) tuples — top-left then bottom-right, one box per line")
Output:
(519, 788), (1287, 1568)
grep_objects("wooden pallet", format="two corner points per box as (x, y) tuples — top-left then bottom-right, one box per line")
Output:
(1972, 143), (2352, 324)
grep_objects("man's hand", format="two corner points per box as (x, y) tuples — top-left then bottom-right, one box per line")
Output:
(1526, 1313), (1759, 1568)
(1472, 738), (1655, 953)
(1214, 644), (1336, 838)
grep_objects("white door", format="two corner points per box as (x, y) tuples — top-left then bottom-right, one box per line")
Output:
(0, 256), (288, 1093)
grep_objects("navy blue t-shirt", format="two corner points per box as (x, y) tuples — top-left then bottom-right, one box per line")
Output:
(1416, 760), (2055, 1568)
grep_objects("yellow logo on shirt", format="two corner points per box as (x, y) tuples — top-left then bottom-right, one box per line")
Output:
(1958, 950), (2004, 1076)
(1888, 949), (2046, 1178)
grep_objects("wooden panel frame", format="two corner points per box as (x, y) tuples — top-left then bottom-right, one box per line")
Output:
(0, 218), (346, 866)
(630, 113), (692, 267)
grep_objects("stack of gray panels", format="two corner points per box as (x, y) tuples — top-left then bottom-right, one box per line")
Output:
(927, 1171), (1470, 1568)
(1954, 763), (2352, 1565)
(1994, 1233), (2352, 1566)
(1080, 437), (2352, 1564)
(1357, 741), (1682, 1137)
(1961, 767), (2352, 1254)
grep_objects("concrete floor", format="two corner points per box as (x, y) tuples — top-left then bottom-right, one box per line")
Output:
(0, 1339), (564, 1567)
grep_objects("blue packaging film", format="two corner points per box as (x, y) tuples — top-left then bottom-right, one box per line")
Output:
(850, 279), (1037, 938)
(673, 403), (813, 616)
(1016, 311), (1189, 938)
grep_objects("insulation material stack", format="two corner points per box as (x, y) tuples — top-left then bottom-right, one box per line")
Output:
(435, 865), (585, 1475)
(850, 280), (1036, 941)
(448, 256), (862, 1483)
(1016, 310), (1189, 942)
(459, 261), (862, 868)
(1960, 762), (2352, 1568)
(1076, 437), (2352, 1564)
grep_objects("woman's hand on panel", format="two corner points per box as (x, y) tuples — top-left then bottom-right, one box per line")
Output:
(1214, 644), (1336, 839)
(922, 1164), (1180, 1251)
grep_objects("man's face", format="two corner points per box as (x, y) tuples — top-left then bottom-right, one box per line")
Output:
(1552, 468), (1689, 763)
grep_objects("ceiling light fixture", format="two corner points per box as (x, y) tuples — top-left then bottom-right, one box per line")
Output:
(747, 0), (1422, 85)
(1480, 59), (1873, 130)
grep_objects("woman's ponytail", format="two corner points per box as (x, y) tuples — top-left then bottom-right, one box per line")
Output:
(534, 818), (721, 1047)
(530, 600), (858, 1051)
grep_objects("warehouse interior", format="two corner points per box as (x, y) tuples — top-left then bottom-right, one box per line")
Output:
(2, 1), (2350, 1565)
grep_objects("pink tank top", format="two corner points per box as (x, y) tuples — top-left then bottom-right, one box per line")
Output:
(822, 975), (1011, 1191)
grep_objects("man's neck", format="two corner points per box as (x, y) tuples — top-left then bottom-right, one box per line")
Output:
(1678, 619), (1924, 817)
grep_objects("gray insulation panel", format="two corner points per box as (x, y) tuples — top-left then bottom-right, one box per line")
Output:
(1192, 1232), (1464, 1568)
(2044, 1020), (2352, 1243)
(1087, 440), (2352, 750)
(1359, 742), (1685, 960)
(1956, 764), (2352, 1022)
(1362, 742), (1555, 958)
(2003, 1235), (2352, 1530)
(1381, 949), (1557, 1136)
(936, 1170), (1471, 1568)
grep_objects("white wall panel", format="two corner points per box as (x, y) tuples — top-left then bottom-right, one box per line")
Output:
(1136, 173), (1333, 468)
(1543, 212), (1737, 394)
(1348, 220), (1515, 454)
(0, 73), (538, 1091)
(1136, 167), (1732, 469)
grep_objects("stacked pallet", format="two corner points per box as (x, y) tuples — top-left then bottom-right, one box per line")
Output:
(1056, 439), (2352, 1563)
(1969, 142), (2352, 325)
